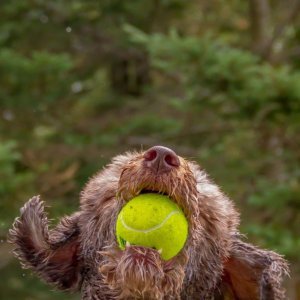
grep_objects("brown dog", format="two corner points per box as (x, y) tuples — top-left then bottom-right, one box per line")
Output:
(8, 146), (289, 299)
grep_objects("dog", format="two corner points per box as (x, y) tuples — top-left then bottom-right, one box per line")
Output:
(8, 146), (289, 299)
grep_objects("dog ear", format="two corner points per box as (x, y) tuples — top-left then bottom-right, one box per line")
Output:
(219, 239), (289, 300)
(8, 196), (82, 291)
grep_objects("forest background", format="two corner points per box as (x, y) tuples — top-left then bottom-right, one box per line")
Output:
(0, 0), (300, 299)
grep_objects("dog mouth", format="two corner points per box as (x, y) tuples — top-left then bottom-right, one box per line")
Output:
(116, 157), (196, 262)
(139, 188), (169, 197)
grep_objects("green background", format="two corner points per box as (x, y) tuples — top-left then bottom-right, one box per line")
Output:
(0, 0), (299, 298)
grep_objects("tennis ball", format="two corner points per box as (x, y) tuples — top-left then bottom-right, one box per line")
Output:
(116, 193), (188, 260)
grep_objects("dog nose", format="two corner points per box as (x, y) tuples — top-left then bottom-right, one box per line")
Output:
(143, 146), (180, 173)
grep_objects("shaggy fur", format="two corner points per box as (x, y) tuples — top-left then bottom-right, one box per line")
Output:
(8, 148), (289, 299)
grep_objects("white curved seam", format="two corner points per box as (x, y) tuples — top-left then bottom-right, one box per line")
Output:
(120, 211), (180, 233)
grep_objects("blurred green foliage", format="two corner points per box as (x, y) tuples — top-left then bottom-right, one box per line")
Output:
(1, 0), (300, 299)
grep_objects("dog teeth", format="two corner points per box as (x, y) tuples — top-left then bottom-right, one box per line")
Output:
(126, 241), (130, 247)
(158, 249), (162, 254)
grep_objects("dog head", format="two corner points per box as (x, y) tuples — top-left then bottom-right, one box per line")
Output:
(80, 146), (239, 298)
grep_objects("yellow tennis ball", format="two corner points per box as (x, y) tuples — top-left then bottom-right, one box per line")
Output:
(116, 193), (188, 260)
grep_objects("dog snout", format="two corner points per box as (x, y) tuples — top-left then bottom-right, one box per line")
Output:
(143, 146), (180, 174)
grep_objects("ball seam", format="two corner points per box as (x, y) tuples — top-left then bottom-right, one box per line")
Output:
(120, 210), (181, 233)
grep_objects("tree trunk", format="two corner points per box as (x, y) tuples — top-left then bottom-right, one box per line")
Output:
(249, 0), (271, 56)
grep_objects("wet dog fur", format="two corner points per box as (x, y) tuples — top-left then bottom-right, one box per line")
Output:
(8, 148), (289, 299)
